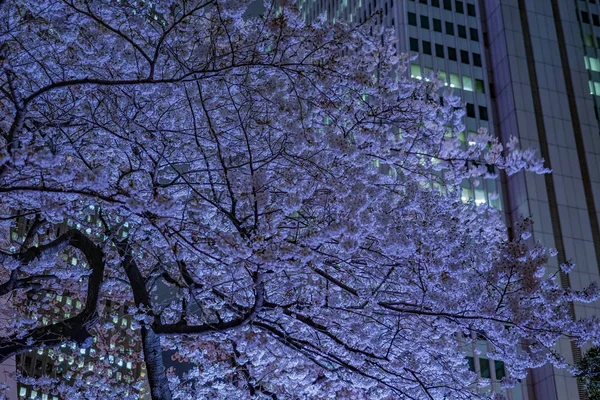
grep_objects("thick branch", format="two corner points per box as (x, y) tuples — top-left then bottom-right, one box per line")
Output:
(0, 229), (105, 363)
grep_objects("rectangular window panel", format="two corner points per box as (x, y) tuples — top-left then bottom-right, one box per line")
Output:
(495, 360), (506, 380)
(467, 3), (476, 16)
(432, 0), (440, 6)
(448, 47), (457, 61)
(463, 76), (473, 91)
(435, 43), (444, 57)
(583, 35), (600, 47)
(470, 27), (479, 41)
(480, 358), (491, 378)
(473, 53), (482, 67)
(420, 15), (430, 29)
(410, 37), (419, 52)
(410, 64), (422, 79)
(422, 40), (432, 55)
(458, 25), (467, 38)
(594, 14), (600, 26)
(466, 103), (475, 118)
(475, 79), (485, 93)
(479, 105), (489, 121)
(582, 11), (590, 24)
(439, 71), (447, 84)
(444, 0), (452, 10)
(450, 73), (461, 88)
(467, 356), (475, 371)
(408, 12), (417, 26)
(433, 18), (442, 32)
(460, 50), (469, 64)
(445, 21), (454, 35)
(455, 0), (464, 13)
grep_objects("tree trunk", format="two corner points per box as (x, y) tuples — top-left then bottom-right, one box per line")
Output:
(141, 327), (172, 400)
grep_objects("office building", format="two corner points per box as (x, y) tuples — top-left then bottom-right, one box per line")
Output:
(298, 0), (600, 399)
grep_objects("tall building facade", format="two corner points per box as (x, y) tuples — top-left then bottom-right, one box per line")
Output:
(299, 0), (600, 399)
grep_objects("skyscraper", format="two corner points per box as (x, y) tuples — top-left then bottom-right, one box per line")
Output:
(298, 0), (600, 399)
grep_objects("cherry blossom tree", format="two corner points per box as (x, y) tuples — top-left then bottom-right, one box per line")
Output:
(1, 0), (599, 399)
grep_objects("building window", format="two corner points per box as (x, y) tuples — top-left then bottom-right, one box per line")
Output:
(463, 76), (473, 91)
(470, 27), (479, 41)
(445, 21), (454, 35)
(432, 0), (440, 6)
(480, 358), (491, 378)
(422, 40), (432, 55)
(582, 11), (590, 24)
(458, 24), (467, 38)
(473, 53), (482, 67)
(460, 50), (469, 64)
(495, 360), (506, 379)
(408, 12), (417, 26)
(433, 18), (442, 32)
(410, 37), (419, 52)
(467, 356), (475, 371)
(444, 0), (452, 10)
(420, 0), (428, 4)
(467, 3), (476, 16)
(455, 0), (464, 13)
(466, 103), (475, 118)
(479, 106), (489, 120)
(586, 56), (600, 71)
(448, 47), (457, 61)
(593, 13), (600, 26)
(475, 79), (485, 93)
(450, 73), (461, 88)
(435, 43), (444, 57)
(411, 64), (421, 78)
(420, 15), (430, 29)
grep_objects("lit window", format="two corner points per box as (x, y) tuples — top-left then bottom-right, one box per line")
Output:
(410, 64), (422, 79)
(463, 76), (473, 91)
(439, 71), (447, 85)
(586, 56), (600, 72)
(449, 73), (461, 88)
(19, 387), (27, 397)
(475, 190), (486, 205)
